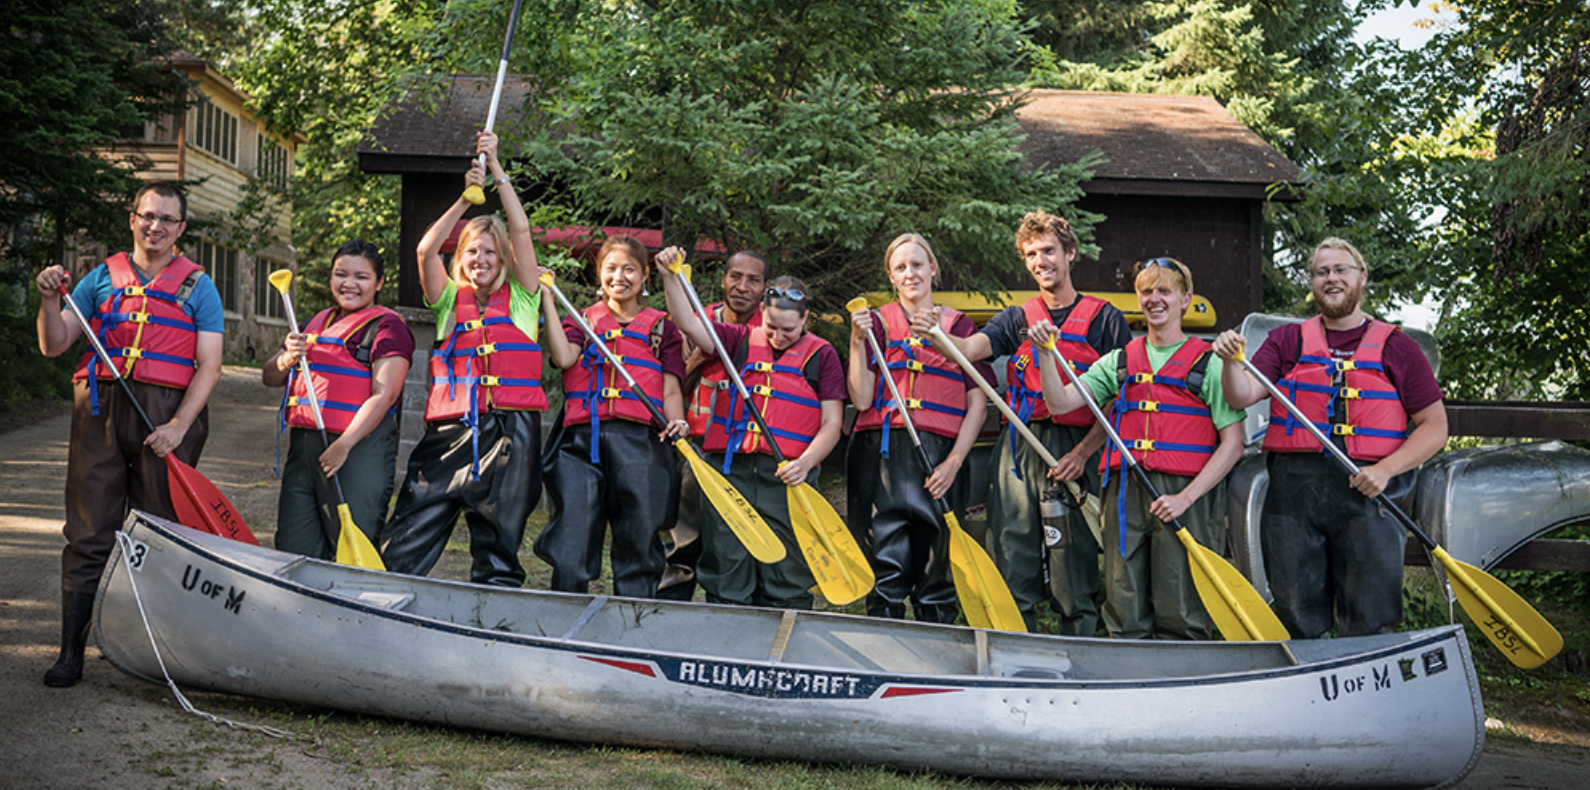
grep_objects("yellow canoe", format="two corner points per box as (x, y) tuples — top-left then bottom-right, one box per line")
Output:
(852, 291), (1217, 329)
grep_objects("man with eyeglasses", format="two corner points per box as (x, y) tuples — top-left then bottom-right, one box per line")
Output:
(1211, 237), (1447, 638)
(34, 181), (224, 687)
(912, 210), (1131, 634)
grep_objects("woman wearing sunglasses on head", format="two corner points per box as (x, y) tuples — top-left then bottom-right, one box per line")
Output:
(534, 235), (687, 598)
(846, 233), (989, 623)
(660, 253), (846, 610)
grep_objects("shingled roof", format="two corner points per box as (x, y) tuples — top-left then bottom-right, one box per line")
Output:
(1015, 89), (1303, 200)
(358, 76), (540, 174)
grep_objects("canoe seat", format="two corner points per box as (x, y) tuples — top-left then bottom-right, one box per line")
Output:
(327, 583), (415, 611)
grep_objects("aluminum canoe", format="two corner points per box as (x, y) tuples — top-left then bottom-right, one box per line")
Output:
(97, 511), (1484, 788)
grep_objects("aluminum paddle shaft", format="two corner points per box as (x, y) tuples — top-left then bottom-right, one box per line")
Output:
(461, 0), (527, 205)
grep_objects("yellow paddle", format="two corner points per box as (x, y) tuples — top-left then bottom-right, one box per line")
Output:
(1233, 351), (1561, 667)
(538, 272), (784, 564)
(1036, 336), (1288, 642)
(919, 326), (1104, 544)
(660, 257), (873, 605)
(847, 298), (1024, 631)
(267, 269), (385, 570)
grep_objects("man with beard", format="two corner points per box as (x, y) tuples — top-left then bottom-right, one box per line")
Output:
(657, 250), (767, 601)
(1211, 238), (1446, 638)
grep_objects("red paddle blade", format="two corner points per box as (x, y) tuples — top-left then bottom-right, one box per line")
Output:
(166, 457), (259, 545)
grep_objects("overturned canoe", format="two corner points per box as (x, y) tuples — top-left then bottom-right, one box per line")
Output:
(97, 512), (1484, 788)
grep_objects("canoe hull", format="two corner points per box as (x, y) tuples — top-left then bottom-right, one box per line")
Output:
(97, 512), (1483, 788)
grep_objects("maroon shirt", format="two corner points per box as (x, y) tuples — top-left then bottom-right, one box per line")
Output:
(1252, 319), (1444, 415)
(561, 312), (687, 381)
(710, 322), (848, 402)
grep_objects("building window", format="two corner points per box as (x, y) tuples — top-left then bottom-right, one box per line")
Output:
(255, 260), (288, 321)
(191, 239), (238, 313)
(256, 133), (291, 190)
(189, 93), (238, 164)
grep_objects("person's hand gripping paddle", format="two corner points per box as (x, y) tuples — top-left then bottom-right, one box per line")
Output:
(538, 272), (785, 565)
(848, 298), (1024, 631)
(460, 0), (526, 206)
(1035, 336), (1288, 641)
(1230, 347), (1561, 666)
(267, 270), (385, 570)
(55, 283), (257, 544)
(659, 256), (873, 605)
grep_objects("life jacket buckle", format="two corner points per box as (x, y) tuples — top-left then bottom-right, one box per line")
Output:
(603, 328), (624, 341)
(123, 285), (146, 297)
(1340, 387), (1363, 400)
(904, 398), (924, 410)
(751, 384), (773, 397)
(1331, 424), (1356, 436)
(477, 343), (497, 355)
(1138, 400), (1160, 413)
(128, 311), (150, 324)
(601, 387), (624, 399)
(481, 375), (501, 387)
(122, 347), (144, 360)
(904, 360), (925, 372)
(1130, 373), (1154, 384)
(751, 361), (774, 373)
(1130, 439), (1156, 451)
(462, 319), (484, 331)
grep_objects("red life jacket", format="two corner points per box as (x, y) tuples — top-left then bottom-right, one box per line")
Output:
(75, 253), (203, 412)
(702, 329), (827, 467)
(426, 285), (547, 422)
(1103, 336), (1217, 477)
(853, 302), (968, 443)
(285, 305), (401, 433)
(1263, 317), (1409, 462)
(686, 302), (762, 438)
(1005, 295), (1105, 428)
(562, 303), (668, 429)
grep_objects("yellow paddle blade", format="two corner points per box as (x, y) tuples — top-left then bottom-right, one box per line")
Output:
(1072, 484), (1104, 546)
(461, 184), (486, 205)
(267, 268), (293, 294)
(943, 512), (1025, 632)
(1435, 547), (1562, 669)
(335, 504), (386, 570)
(675, 440), (785, 563)
(786, 483), (873, 606)
(1176, 529), (1288, 642)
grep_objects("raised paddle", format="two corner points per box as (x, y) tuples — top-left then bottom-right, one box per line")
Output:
(460, 0), (527, 206)
(660, 257), (873, 605)
(266, 269), (386, 570)
(1231, 351), (1562, 667)
(918, 325), (1104, 544)
(538, 272), (785, 565)
(56, 284), (257, 545)
(1036, 337), (1289, 642)
(847, 298), (1025, 631)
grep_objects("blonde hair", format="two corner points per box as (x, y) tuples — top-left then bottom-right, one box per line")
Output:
(1014, 210), (1079, 257)
(1310, 237), (1368, 276)
(450, 216), (513, 292)
(1133, 257), (1193, 295)
(883, 232), (939, 286)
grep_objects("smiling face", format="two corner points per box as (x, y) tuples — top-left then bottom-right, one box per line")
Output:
(1310, 247), (1367, 320)
(759, 305), (807, 351)
(721, 253), (767, 317)
(330, 254), (382, 312)
(1020, 231), (1073, 292)
(887, 241), (937, 303)
(456, 229), (502, 292)
(129, 191), (186, 263)
(599, 248), (648, 308)
(1136, 279), (1191, 335)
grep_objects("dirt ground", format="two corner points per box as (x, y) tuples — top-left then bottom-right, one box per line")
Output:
(3, 367), (1589, 788)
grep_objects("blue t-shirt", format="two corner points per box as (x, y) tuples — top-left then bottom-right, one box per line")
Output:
(68, 256), (225, 334)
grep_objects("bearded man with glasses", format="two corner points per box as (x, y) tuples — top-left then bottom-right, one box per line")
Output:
(1211, 238), (1447, 639)
(34, 181), (224, 687)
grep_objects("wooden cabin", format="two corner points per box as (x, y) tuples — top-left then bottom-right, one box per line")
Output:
(78, 51), (303, 363)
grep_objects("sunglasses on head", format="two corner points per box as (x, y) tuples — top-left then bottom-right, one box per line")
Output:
(764, 286), (806, 304)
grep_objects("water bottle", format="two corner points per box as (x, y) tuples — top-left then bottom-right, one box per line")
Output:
(1040, 483), (1070, 550)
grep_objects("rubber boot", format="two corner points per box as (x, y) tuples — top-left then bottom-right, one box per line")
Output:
(44, 591), (96, 688)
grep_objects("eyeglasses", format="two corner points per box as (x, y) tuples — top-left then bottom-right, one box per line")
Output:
(133, 211), (184, 227)
(1310, 264), (1361, 280)
(764, 286), (806, 304)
